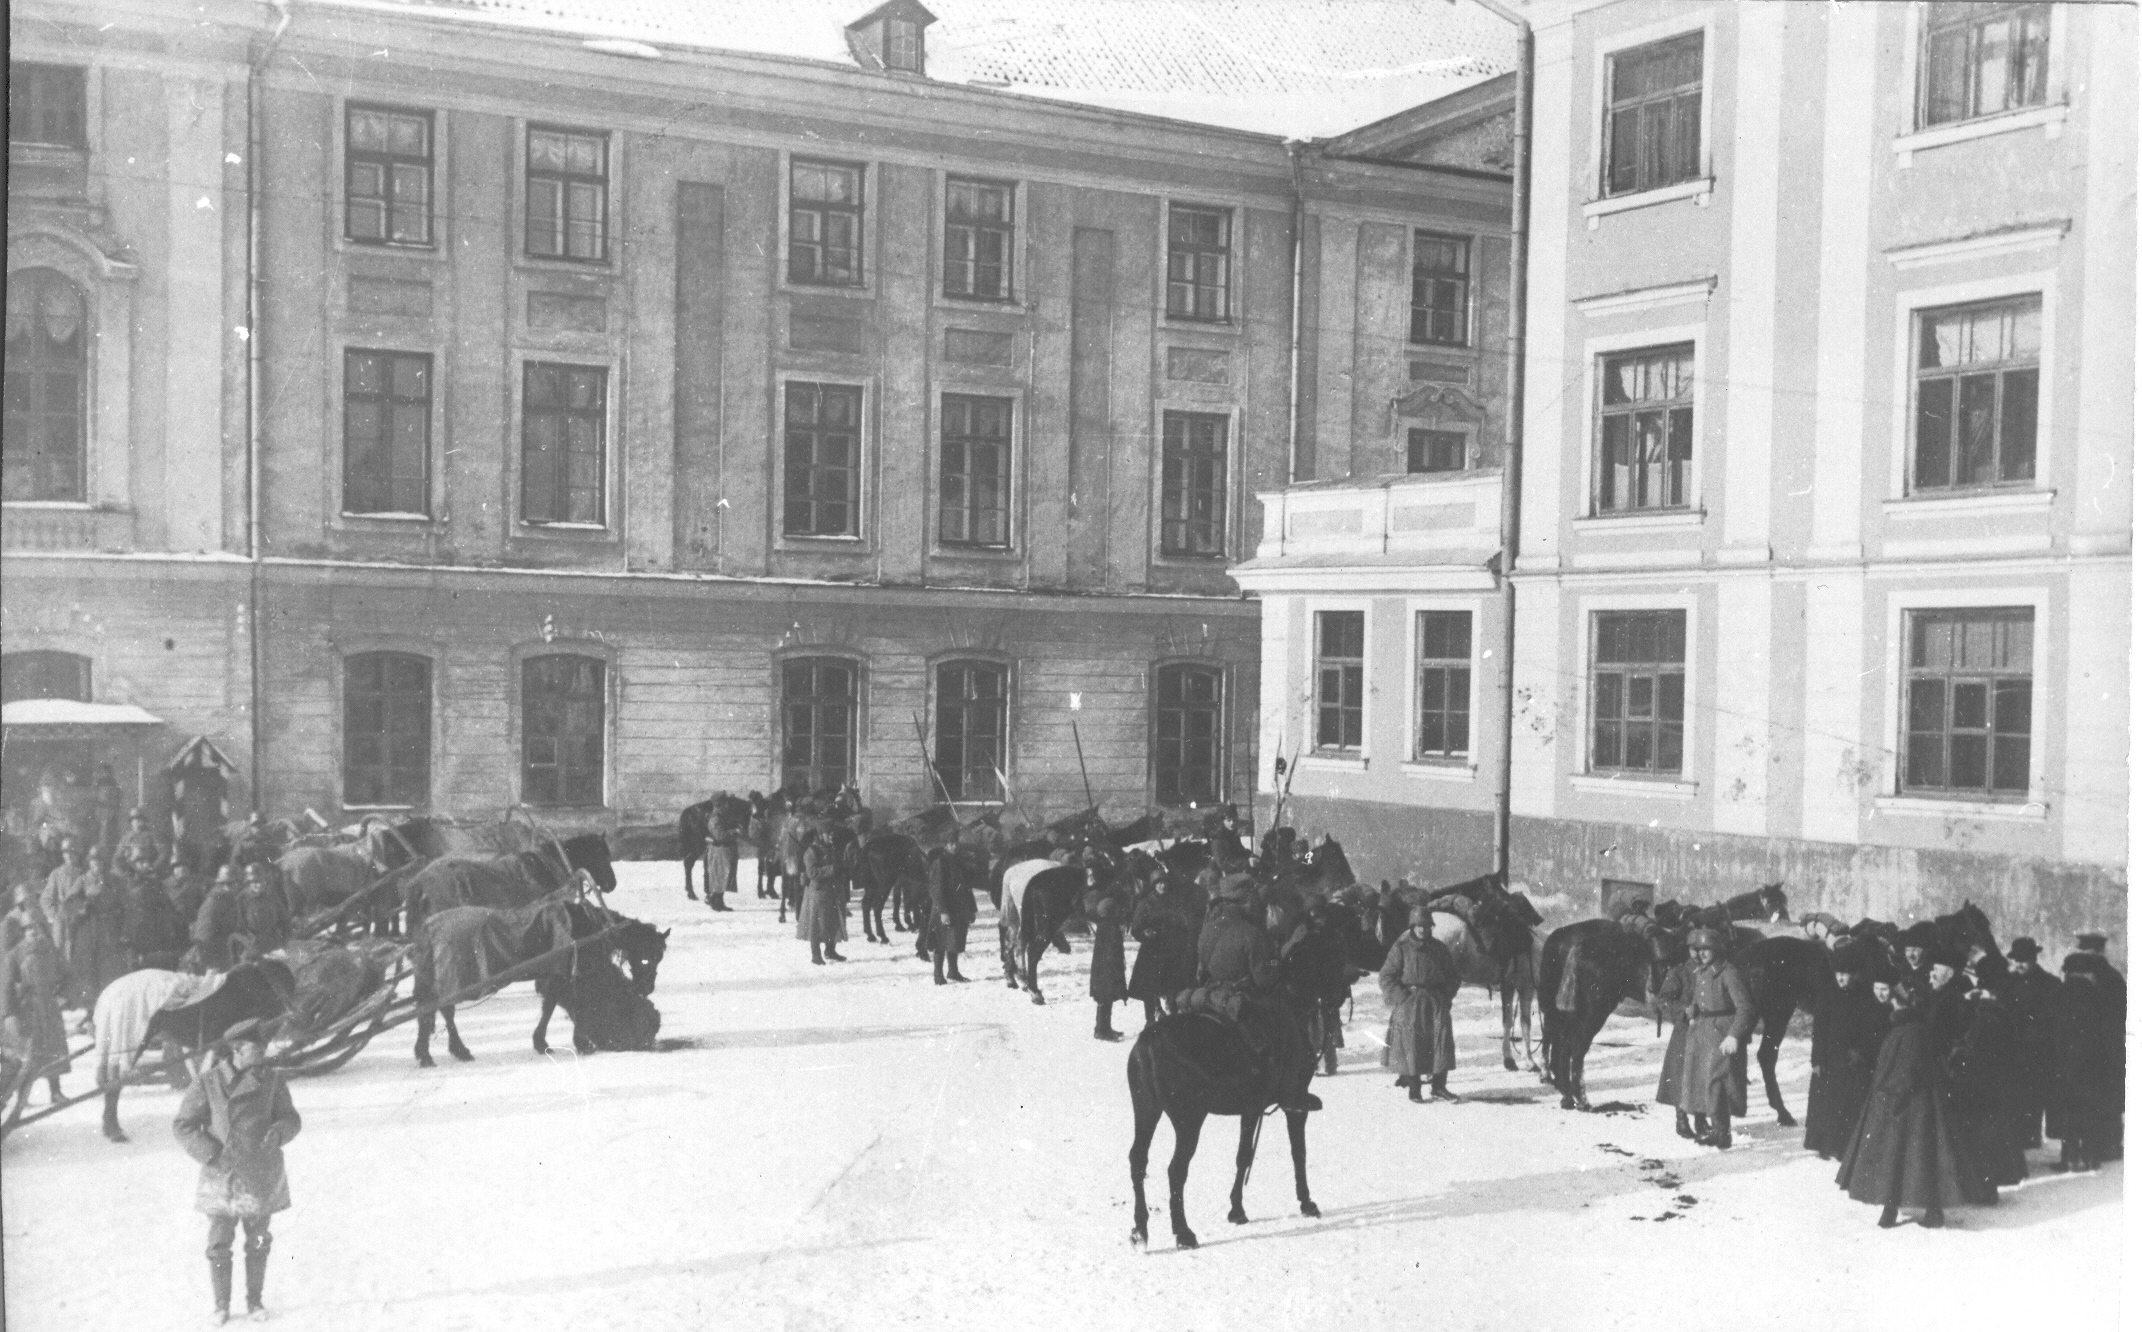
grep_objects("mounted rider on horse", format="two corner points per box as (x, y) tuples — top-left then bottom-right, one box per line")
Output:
(1181, 876), (1322, 1114)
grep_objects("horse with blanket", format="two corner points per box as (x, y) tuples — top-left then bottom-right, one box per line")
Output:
(93, 962), (294, 1142)
(398, 833), (616, 935)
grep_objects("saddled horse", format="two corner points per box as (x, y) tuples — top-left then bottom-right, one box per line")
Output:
(412, 897), (664, 1067)
(278, 817), (432, 937)
(399, 833), (615, 935)
(96, 962), (294, 1143)
(1127, 1005), (1322, 1250)
(1652, 882), (1790, 933)
(676, 793), (752, 902)
(998, 858), (1091, 1005)
(1538, 916), (1669, 1110)
(1420, 880), (1544, 1074)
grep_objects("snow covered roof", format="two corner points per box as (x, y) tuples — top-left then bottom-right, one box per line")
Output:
(329, 0), (1519, 139)
(0, 699), (164, 727)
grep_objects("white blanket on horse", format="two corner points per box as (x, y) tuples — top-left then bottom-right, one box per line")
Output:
(998, 860), (1057, 930)
(92, 970), (228, 1088)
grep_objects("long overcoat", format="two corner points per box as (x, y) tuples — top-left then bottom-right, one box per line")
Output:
(0, 930), (72, 1076)
(1836, 1011), (1993, 1210)
(1804, 979), (1887, 1158)
(1090, 919), (1128, 1004)
(191, 886), (244, 972)
(39, 861), (99, 991)
(1379, 930), (1458, 1078)
(173, 1058), (302, 1217)
(1126, 892), (1196, 1002)
(2049, 976), (2123, 1159)
(1945, 992), (2027, 1187)
(798, 842), (850, 946)
(1655, 959), (1755, 1117)
(928, 852), (976, 957)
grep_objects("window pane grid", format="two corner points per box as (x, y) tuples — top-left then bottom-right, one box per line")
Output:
(1904, 608), (2033, 796)
(939, 394), (1012, 547)
(1590, 611), (1686, 775)
(521, 363), (606, 525)
(782, 658), (858, 795)
(784, 382), (864, 537)
(523, 655), (605, 806)
(1160, 412), (1228, 557)
(1920, 3), (2049, 128)
(525, 127), (608, 261)
(8, 65), (86, 148)
(344, 652), (431, 807)
(1409, 232), (1470, 346)
(1, 270), (88, 503)
(1604, 32), (1704, 197)
(346, 105), (434, 246)
(1407, 428), (1468, 475)
(1166, 205), (1231, 322)
(1155, 664), (1223, 806)
(944, 178), (1014, 300)
(1314, 611), (1365, 751)
(1912, 295), (2040, 490)
(935, 661), (1007, 801)
(1416, 611), (1473, 759)
(1596, 344), (1694, 513)
(790, 159), (866, 286)
(343, 350), (431, 516)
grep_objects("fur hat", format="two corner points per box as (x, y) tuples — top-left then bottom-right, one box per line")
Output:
(1899, 922), (1939, 950)
(1924, 946), (1964, 973)
(1863, 954), (1899, 986)
(1686, 928), (1726, 952)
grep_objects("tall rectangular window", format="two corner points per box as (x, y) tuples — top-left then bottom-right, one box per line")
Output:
(784, 382), (863, 537)
(782, 658), (858, 795)
(935, 661), (1007, 802)
(1913, 295), (2039, 491)
(344, 652), (431, 808)
(1604, 32), (1704, 197)
(1155, 664), (1223, 806)
(8, 64), (86, 148)
(346, 105), (434, 247)
(790, 159), (865, 287)
(1591, 611), (1686, 775)
(1160, 412), (1227, 557)
(1314, 611), (1365, 751)
(1904, 609), (2033, 796)
(1166, 205), (1231, 322)
(1410, 232), (1470, 346)
(1921, 3), (2049, 127)
(523, 655), (604, 806)
(939, 394), (1012, 548)
(2, 270), (87, 503)
(1416, 611), (1472, 760)
(521, 363), (606, 525)
(525, 126), (607, 262)
(1407, 429), (1468, 475)
(343, 350), (431, 516)
(944, 177), (1014, 300)
(1596, 344), (1694, 513)
(884, 18), (924, 72)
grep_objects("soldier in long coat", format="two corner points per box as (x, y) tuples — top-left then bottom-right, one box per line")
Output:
(173, 1019), (301, 1322)
(1127, 879), (1196, 1025)
(1380, 904), (1460, 1102)
(1804, 946), (1888, 1160)
(1196, 887), (1320, 1114)
(1, 911), (72, 1116)
(2003, 937), (2062, 1149)
(235, 861), (291, 961)
(112, 809), (166, 883)
(800, 834), (849, 965)
(2049, 953), (2123, 1172)
(1089, 896), (1128, 1042)
(40, 837), (125, 1010)
(926, 845), (975, 984)
(191, 866), (245, 972)
(1655, 928), (1756, 1148)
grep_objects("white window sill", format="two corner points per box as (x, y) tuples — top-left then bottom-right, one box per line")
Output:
(1894, 103), (2069, 164)
(341, 511), (433, 523)
(1873, 795), (2048, 821)
(1403, 760), (1476, 782)
(522, 521), (610, 532)
(1575, 508), (1706, 531)
(782, 534), (866, 544)
(1298, 753), (1368, 773)
(781, 278), (876, 302)
(1882, 489), (2052, 517)
(1583, 177), (1713, 227)
(1569, 774), (1697, 801)
(1, 501), (96, 510)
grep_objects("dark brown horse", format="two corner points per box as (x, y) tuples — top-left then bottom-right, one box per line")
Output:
(1127, 1009), (1320, 1249)
(1538, 916), (1669, 1110)
(412, 898), (662, 1067)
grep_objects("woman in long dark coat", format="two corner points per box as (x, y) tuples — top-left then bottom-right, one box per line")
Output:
(2049, 955), (2123, 1172)
(1836, 979), (1994, 1228)
(1127, 880), (1196, 1025)
(1945, 965), (2027, 1188)
(1804, 949), (1887, 1160)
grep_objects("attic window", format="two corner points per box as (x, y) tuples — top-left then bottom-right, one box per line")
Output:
(884, 18), (923, 73)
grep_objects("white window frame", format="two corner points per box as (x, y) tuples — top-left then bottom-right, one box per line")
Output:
(927, 383), (1023, 558)
(1571, 590), (1699, 797)
(1873, 585), (2051, 818)
(773, 371), (875, 550)
(513, 121), (618, 274)
(509, 638), (617, 812)
(1404, 597), (1481, 778)
(1887, 270), (2056, 502)
(1301, 596), (1373, 770)
(1157, 197), (1245, 331)
(510, 352), (621, 538)
(778, 152), (878, 299)
(1584, 9), (1718, 221)
(1893, 2), (2071, 164)
(334, 98), (449, 261)
(1580, 321), (1709, 522)
(932, 171), (1024, 309)
(1150, 401), (1240, 564)
(1408, 229), (1476, 350)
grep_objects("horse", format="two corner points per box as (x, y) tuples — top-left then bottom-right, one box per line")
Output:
(856, 831), (926, 944)
(1736, 934), (1835, 1127)
(1127, 1008), (1321, 1249)
(412, 897), (663, 1067)
(998, 858), (1090, 1005)
(96, 962), (294, 1143)
(400, 833), (615, 935)
(1538, 916), (1668, 1110)
(532, 908), (668, 1055)
(278, 817), (429, 937)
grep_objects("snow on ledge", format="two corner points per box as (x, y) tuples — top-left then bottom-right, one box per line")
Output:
(1, 699), (164, 727)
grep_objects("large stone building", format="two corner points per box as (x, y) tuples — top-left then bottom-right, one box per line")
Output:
(1245, 0), (2134, 947)
(2, 0), (1516, 845)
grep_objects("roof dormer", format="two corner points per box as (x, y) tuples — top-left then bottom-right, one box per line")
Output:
(845, 0), (936, 77)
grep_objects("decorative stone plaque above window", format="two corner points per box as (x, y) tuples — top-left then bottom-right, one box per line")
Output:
(1165, 346), (1230, 384)
(526, 291), (606, 332)
(944, 328), (1014, 365)
(348, 276), (434, 318)
(790, 313), (864, 353)
(1409, 360), (1472, 385)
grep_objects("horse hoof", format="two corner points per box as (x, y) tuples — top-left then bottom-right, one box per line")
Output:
(1300, 1201), (1320, 1218)
(1777, 1112), (1798, 1128)
(450, 1049), (474, 1063)
(1176, 1232), (1200, 1250)
(1030, 994), (1046, 1007)
(1559, 1095), (1576, 1110)
(417, 1056), (435, 1069)
(1504, 1057), (1518, 1072)
(1131, 1231), (1147, 1249)
(104, 1128), (128, 1144)
(533, 1043), (549, 1056)
(1228, 1209), (1249, 1225)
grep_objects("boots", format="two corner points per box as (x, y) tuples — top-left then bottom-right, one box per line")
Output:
(933, 951), (948, 985)
(1093, 1001), (1123, 1042)
(810, 945), (825, 966)
(1429, 1075), (1458, 1102)
(209, 1256), (233, 1324)
(1695, 1114), (1733, 1150)
(1406, 1077), (1424, 1103)
(243, 1238), (270, 1318)
(947, 958), (969, 982)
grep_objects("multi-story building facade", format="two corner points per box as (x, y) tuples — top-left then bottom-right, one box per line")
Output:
(2, 0), (1515, 846)
(1250, 0), (2134, 948)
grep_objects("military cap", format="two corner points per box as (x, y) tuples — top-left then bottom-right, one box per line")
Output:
(1686, 928), (1726, 951)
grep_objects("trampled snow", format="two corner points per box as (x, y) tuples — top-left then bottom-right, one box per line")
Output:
(1, 862), (2122, 1330)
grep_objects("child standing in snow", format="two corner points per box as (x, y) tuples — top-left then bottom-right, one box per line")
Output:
(173, 1018), (300, 1323)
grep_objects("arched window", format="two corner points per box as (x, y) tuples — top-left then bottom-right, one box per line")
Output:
(523, 654), (605, 806)
(3, 269), (88, 502)
(1, 650), (91, 703)
(1154, 664), (1223, 806)
(781, 657), (858, 796)
(344, 652), (431, 808)
(934, 660), (1007, 802)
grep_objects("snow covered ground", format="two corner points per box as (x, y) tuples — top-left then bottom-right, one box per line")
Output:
(2, 861), (2123, 1331)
